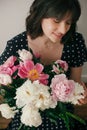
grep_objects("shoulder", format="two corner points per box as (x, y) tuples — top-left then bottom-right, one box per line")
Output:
(63, 32), (87, 67)
(0, 31), (28, 64)
(7, 31), (27, 45)
(65, 32), (86, 50)
(73, 32), (84, 39)
(66, 32), (86, 50)
(72, 32), (85, 44)
(71, 32), (87, 52)
(6, 31), (28, 53)
(11, 31), (27, 41)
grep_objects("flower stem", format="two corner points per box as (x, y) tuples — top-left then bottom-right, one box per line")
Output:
(66, 112), (86, 125)
(18, 123), (23, 130)
(31, 127), (36, 130)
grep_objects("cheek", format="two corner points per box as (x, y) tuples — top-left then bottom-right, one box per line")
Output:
(41, 21), (54, 35)
(67, 25), (71, 32)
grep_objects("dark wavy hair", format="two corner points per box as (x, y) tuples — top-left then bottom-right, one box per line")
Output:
(26, 0), (81, 43)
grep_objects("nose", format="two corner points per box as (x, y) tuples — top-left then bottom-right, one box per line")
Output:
(57, 22), (68, 34)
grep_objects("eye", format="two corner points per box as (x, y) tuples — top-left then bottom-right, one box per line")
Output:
(66, 21), (72, 25)
(53, 18), (60, 23)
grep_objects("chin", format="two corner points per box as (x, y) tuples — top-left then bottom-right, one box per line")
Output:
(51, 38), (61, 43)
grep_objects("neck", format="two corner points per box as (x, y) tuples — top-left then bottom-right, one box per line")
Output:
(27, 35), (64, 65)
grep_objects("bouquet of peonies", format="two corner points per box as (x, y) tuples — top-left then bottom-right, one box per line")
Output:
(0, 49), (86, 130)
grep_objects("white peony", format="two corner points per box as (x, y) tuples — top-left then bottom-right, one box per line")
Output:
(15, 79), (37, 108)
(15, 79), (56, 110)
(0, 104), (17, 119)
(18, 49), (33, 61)
(0, 73), (12, 85)
(68, 82), (85, 104)
(21, 104), (42, 127)
(33, 80), (57, 110)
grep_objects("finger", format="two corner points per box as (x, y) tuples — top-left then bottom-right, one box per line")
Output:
(78, 97), (87, 105)
(0, 124), (9, 129)
(78, 99), (84, 105)
(0, 118), (11, 123)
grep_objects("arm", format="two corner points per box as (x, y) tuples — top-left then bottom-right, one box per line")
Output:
(0, 32), (27, 129)
(70, 66), (87, 105)
(70, 66), (82, 83)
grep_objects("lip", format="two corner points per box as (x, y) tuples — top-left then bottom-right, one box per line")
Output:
(53, 32), (64, 39)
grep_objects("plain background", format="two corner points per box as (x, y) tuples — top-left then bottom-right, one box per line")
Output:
(0, 0), (87, 81)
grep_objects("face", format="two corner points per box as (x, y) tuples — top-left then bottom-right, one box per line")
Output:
(41, 14), (72, 43)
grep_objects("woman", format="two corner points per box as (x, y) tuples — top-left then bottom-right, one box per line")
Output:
(0, 0), (87, 129)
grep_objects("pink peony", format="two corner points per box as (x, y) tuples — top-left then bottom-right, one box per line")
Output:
(50, 74), (75, 102)
(0, 66), (18, 76)
(2, 56), (17, 67)
(56, 60), (68, 71)
(52, 65), (60, 74)
(52, 60), (68, 74)
(18, 60), (49, 85)
(0, 56), (18, 76)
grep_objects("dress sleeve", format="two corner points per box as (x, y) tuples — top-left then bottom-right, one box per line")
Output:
(0, 31), (28, 65)
(70, 33), (87, 67)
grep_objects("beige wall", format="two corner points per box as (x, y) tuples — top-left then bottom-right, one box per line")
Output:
(0, 0), (33, 54)
(0, 0), (87, 81)
(78, 0), (87, 82)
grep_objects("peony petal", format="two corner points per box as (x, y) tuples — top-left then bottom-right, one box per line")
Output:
(39, 74), (49, 80)
(0, 67), (13, 76)
(24, 60), (34, 71)
(18, 69), (27, 78)
(12, 66), (18, 73)
(35, 63), (44, 73)
(3, 56), (17, 67)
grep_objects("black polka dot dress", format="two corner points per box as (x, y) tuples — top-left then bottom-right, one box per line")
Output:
(0, 32), (87, 130)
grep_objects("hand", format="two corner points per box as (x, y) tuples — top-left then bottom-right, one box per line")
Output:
(0, 112), (11, 129)
(0, 95), (11, 129)
(78, 82), (87, 105)
(0, 95), (3, 104)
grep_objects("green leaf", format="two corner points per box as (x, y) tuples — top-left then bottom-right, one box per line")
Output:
(59, 113), (70, 130)
(66, 112), (86, 125)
